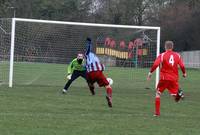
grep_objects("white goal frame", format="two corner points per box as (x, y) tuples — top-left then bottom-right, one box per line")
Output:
(9, 18), (160, 87)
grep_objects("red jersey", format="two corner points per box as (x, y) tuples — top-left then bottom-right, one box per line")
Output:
(150, 50), (186, 81)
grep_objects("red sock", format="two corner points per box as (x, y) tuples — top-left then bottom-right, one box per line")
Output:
(106, 87), (112, 97)
(155, 97), (160, 115)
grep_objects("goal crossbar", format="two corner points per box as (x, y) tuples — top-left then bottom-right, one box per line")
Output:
(14, 18), (160, 30)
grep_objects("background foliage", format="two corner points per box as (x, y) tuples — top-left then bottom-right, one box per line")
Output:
(1, 0), (200, 51)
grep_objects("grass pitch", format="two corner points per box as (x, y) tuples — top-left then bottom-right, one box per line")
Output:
(0, 63), (200, 135)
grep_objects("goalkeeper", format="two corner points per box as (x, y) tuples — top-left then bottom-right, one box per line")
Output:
(62, 53), (87, 93)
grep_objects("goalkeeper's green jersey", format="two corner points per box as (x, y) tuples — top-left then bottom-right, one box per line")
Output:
(67, 58), (86, 74)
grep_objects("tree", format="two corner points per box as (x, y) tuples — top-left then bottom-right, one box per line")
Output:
(156, 0), (200, 51)
(0, 0), (200, 51)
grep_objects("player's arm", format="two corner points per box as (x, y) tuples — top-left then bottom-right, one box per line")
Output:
(66, 59), (76, 80)
(85, 37), (92, 55)
(67, 59), (75, 75)
(147, 55), (161, 80)
(178, 56), (187, 77)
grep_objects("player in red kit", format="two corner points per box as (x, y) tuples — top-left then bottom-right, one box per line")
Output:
(147, 41), (187, 116)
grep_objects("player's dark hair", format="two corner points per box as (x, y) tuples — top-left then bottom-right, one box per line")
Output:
(86, 37), (91, 42)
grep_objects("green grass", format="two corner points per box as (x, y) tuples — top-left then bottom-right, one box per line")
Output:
(0, 63), (200, 135)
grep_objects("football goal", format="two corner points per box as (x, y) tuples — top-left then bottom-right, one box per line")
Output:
(0, 18), (160, 88)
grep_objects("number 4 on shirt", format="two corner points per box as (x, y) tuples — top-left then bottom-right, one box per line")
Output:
(169, 55), (174, 66)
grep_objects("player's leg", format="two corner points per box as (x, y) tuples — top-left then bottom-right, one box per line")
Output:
(84, 71), (95, 95)
(105, 85), (112, 107)
(154, 90), (161, 116)
(175, 82), (185, 102)
(96, 71), (112, 107)
(87, 82), (95, 95)
(168, 81), (184, 102)
(63, 70), (80, 93)
(175, 89), (184, 102)
(154, 80), (166, 116)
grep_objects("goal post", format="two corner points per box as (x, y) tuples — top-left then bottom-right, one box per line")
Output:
(9, 18), (16, 87)
(156, 28), (161, 88)
(7, 18), (160, 88)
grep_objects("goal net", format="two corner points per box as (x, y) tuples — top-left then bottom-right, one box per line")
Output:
(0, 18), (11, 86)
(1, 18), (160, 88)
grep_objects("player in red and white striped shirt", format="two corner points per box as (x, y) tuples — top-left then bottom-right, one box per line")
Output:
(85, 52), (105, 72)
(147, 41), (187, 116)
(85, 38), (113, 107)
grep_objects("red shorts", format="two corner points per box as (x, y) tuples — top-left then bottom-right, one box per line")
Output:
(86, 71), (109, 87)
(157, 80), (179, 95)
